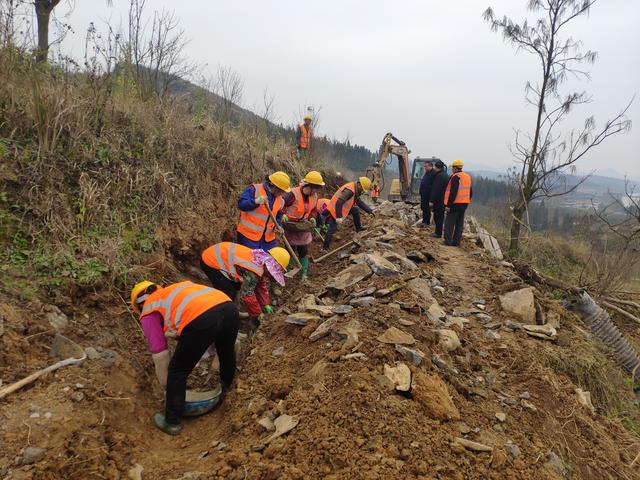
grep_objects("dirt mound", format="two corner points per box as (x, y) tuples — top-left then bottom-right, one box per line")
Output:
(1, 203), (639, 479)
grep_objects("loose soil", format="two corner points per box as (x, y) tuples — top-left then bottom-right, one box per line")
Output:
(1, 205), (639, 479)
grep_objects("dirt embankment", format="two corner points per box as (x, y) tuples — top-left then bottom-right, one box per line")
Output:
(1, 202), (639, 480)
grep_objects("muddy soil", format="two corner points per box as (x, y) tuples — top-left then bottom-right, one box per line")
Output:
(1, 203), (639, 480)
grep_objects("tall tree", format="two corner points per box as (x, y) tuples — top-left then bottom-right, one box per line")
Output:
(484, 0), (631, 252)
(34, 0), (62, 62)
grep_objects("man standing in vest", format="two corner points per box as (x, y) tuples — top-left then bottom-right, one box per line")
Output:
(200, 243), (290, 328)
(296, 115), (312, 158)
(282, 171), (325, 279)
(130, 280), (240, 435)
(236, 171), (291, 251)
(443, 159), (472, 246)
(322, 177), (374, 250)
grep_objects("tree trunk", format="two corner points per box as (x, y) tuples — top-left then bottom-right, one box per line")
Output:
(509, 204), (525, 253)
(34, 0), (61, 63)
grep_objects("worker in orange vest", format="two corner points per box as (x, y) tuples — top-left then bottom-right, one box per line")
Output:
(296, 115), (312, 157)
(281, 171), (325, 279)
(200, 242), (290, 326)
(371, 184), (380, 203)
(322, 177), (374, 250)
(443, 159), (473, 246)
(130, 280), (240, 435)
(236, 171), (291, 250)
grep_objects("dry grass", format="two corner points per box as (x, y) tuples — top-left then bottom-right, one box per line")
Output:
(0, 48), (321, 297)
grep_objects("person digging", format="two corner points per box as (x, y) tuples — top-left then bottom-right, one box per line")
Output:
(281, 170), (325, 280)
(322, 176), (375, 250)
(130, 280), (240, 435)
(200, 242), (290, 330)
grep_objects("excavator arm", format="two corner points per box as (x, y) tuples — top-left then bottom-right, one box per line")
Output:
(366, 132), (411, 202)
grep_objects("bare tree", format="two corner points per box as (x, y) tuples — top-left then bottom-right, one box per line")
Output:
(594, 179), (640, 243)
(214, 65), (244, 121)
(484, 0), (632, 253)
(34, 0), (61, 62)
(125, 0), (195, 98)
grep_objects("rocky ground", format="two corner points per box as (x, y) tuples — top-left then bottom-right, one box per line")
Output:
(1, 202), (639, 479)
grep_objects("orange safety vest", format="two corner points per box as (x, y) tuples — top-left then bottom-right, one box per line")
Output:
(285, 186), (317, 221)
(236, 183), (284, 242)
(371, 185), (380, 199)
(326, 182), (356, 219)
(444, 171), (472, 205)
(140, 281), (231, 335)
(298, 124), (312, 149)
(201, 242), (264, 281)
(317, 198), (330, 212)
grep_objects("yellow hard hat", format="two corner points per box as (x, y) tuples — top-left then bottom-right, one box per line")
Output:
(303, 170), (325, 186)
(303, 114), (312, 121)
(268, 171), (291, 192)
(358, 176), (372, 192)
(269, 247), (291, 271)
(452, 159), (464, 167)
(130, 280), (158, 313)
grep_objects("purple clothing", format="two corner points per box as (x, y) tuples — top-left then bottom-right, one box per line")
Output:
(285, 230), (312, 246)
(140, 312), (168, 354)
(253, 249), (285, 286)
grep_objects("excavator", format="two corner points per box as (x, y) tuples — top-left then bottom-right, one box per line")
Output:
(366, 132), (441, 204)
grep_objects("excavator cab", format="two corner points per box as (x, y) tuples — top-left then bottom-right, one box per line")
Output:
(406, 157), (441, 204)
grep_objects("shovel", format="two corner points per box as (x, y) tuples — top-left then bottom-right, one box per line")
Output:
(266, 208), (302, 278)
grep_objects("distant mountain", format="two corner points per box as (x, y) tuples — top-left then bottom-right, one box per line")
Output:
(469, 168), (637, 200)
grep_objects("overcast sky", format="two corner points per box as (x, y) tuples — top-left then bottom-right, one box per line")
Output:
(59, 0), (640, 177)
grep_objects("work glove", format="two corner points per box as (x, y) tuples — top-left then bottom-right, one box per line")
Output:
(429, 202), (434, 208)
(281, 214), (289, 223)
(263, 304), (274, 315)
(255, 196), (268, 205)
(321, 224), (328, 234)
(309, 217), (316, 226)
(151, 350), (170, 390)
(445, 207), (451, 214)
(276, 224), (285, 235)
(336, 217), (345, 225)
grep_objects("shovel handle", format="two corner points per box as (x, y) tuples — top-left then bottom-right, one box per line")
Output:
(267, 207), (302, 269)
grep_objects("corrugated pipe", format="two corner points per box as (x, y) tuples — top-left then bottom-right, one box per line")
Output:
(575, 291), (640, 375)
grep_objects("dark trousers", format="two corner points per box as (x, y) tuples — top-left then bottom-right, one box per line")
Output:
(322, 206), (362, 249)
(421, 201), (431, 225)
(165, 302), (239, 424)
(433, 204), (445, 237)
(200, 260), (240, 301)
(293, 245), (308, 258)
(444, 204), (468, 246)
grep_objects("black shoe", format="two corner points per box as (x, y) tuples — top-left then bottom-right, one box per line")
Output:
(443, 241), (453, 246)
(430, 233), (441, 238)
(419, 223), (430, 228)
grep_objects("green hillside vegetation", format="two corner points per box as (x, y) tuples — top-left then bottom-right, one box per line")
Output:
(0, 45), (373, 301)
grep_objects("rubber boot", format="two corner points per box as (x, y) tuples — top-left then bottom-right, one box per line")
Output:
(300, 257), (309, 280)
(153, 413), (181, 435)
